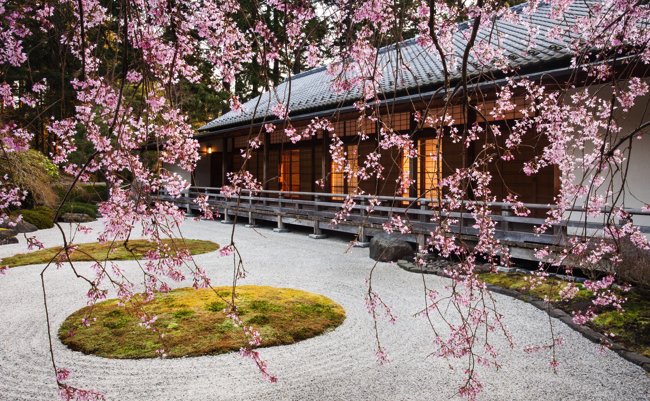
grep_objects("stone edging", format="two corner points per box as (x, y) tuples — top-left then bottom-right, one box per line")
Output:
(396, 260), (650, 373)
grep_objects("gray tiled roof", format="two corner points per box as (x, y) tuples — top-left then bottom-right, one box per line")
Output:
(199, 1), (593, 133)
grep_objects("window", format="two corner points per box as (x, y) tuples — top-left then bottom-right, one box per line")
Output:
(381, 112), (411, 131)
(401, 137), (442, 199)
(402, 151), (412, 197)
(331, 144), (358, 195)
(418, 137), (442, 199)
(280, 149), (300, 192)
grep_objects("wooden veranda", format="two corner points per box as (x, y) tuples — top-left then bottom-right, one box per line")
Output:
(162, 187), (650, 262)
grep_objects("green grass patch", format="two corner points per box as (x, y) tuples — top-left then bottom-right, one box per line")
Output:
(1, 239), (219, 268)
(480, 272), (650, 358)
(58, 285), (346, 359)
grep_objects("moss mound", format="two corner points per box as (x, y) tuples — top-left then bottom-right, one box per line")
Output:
(59, 286), (346, 359)
(20, 206), (55, 229)
(1, 239), (219, 268)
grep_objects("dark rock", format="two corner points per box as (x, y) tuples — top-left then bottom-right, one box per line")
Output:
(0, 236), (18, 245)
(369, 233), (414, 262)
(617, 238), (650, 287)
(547, 308), (570, 319)
(0, 228), (18, 245)
(13, 220), (37, 233)
(397, 260), (417, 271)
(0, 228), (16, 238)
(0, 219), (37, 233)
(474, 263), (492, 273)
(60, 213), (94, 223)
(615, 350), (650, 369)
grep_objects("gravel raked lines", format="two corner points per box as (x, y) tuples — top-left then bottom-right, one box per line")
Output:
(0, 219), (648, 400)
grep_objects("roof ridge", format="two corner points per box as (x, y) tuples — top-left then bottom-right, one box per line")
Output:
(283, 64), (329, 81)
(266, 2), (536, 84)
(200, 1), (607, 132)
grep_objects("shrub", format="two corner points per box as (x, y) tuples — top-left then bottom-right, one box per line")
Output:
(54, 183), (109, 205)
(59, 202), (98, 218)
(20, 206), (54, 229)
(0, 150), (59, 207)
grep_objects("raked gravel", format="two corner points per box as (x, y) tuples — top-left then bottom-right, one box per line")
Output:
(0, 219), (648, 401)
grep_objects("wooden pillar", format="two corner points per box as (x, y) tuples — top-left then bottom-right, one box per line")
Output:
(311, 134), (317, 193)
(465, 105), (477, 169)
(221, 137), (228, 187)
(410, 111), (419, 199)
(465, 105), (477, 202)
(263, 131), (269, 190)
(409, 137), (418, 198)
(321, 130), (329, 192)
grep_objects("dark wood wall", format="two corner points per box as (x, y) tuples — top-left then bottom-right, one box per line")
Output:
(200, 102), (557, 204)
(469, 124), (554, 206)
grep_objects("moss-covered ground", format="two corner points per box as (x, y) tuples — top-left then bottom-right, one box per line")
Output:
(58, 285), (346, 359)
(1, 239), (219, 268)
(479, 272), (650, 358)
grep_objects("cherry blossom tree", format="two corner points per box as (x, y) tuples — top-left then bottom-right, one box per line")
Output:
(1, 0), (649, 400)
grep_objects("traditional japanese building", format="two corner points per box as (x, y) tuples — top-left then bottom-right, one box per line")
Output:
(180, 0), (649, 250)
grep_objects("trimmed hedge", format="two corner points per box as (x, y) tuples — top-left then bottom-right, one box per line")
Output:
(54, 183), (109, 205)
(17, 202), (98, 229)
(59, 202), (98, 218)
(20, 206), (54, 229)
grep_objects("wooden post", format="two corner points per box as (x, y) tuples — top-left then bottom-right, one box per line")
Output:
(501, 209), (511, 233)
(416, 233), (426, 251)
(184, 191), (192, 215)
(221, 206), (232, 224)
(419, 199), (427, 222)
(309, 195), (327, 239)
(245, 190), (258, 228)
(273, 192), (289, 232)
(355, 197), (370, 247)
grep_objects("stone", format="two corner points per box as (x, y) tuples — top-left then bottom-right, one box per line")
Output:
(616, 238), (650, 287)
(60, 213), (94, 223)
(0, 228), (18, 245)
(0, 219), (37, 233)
(0, 236), (18, 245)
(0, 228), (17, 238)
(369, 233), (414, 262)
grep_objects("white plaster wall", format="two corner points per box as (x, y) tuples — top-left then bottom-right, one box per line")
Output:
(563, 79), (650, 236)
